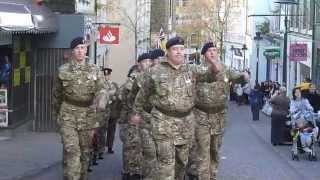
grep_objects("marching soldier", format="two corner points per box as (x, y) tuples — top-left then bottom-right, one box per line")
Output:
(119, 53), (152, 180)
(103, 68), (121, 154)
(52, 37), (108, 180)
(150, 48), (165, 66)
(133, 37), (223, 180)
(187, 42), (246, 180)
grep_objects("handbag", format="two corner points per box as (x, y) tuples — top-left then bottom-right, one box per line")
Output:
(262, 102), (273, 116)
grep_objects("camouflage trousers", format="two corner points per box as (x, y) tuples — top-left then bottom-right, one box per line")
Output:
(187, 108), (226, 180)
(140, 127), (157, 180)
(150, 108), (195, 180)
(60, 126), (93, 180)
(96, 124), (107, 154)
(119, 123), (143, 175)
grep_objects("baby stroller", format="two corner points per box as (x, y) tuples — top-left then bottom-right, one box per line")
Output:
(290, 111), (319, 161)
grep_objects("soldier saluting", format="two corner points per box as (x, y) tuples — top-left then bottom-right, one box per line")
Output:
(53, 37), (108, 180)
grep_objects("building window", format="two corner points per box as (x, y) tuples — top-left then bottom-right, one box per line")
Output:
(290, 5), (295, 28)
(232, 0), (240, 8)
(302, 0), (308, 29)
(295, 0), (300, 28)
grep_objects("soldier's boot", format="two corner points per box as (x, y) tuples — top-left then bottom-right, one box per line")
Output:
(108, 147), (114, 154)
(187, 174), (199, 180)
(92, 154), (99, 166)
(129, 174), (143, 180)
(98, 152), (104, 159)
(121, 173), (129, 180)
(87, 166), (93, 173)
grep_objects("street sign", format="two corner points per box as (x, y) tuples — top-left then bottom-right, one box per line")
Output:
(289, 43), (308, 61)
(99, 26), (120, 44)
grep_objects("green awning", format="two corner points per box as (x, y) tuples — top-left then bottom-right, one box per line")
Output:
(263, 47), (281, 59)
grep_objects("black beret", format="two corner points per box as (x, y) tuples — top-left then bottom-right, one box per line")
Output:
(70, 37), (85, 49)
(166, 36), (184, 49)
(127, 65), (139, 77)
(201, 42), (216, 55)
(102, 67), (112, 75)
(151, 48), (165, 59)
(137, 53), (151, 62)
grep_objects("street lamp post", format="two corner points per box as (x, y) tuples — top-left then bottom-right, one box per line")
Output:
(254, 32), (263, 85)
(275, 0), (298, 86)
(242, 44), (248, 71)
(231, 45), (235, 68)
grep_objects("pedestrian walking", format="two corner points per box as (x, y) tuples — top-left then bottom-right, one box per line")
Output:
(249, 84), (263, 121)
(270, 86), (290, 145)
(133, 37), (223, 180)
(52, 37), (108, 180)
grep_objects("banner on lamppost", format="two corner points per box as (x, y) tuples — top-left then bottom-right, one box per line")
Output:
(289, 43), (308, 61)
(99, 26), (120, 44)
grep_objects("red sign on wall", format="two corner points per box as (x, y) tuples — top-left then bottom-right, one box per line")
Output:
(99, 26), (120, 44)
(289, 43), (308, 61)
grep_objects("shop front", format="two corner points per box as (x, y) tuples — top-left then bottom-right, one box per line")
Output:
(0, 0), (57, 129)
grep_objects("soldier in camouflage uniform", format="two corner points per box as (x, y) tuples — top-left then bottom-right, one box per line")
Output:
(129, 52), (159, 180)
(52, 37), (108, 180)
(104, 68), (121, 154)
(186, 42), (246, 180)
(119, 53), (152, 180)
(132, 37), (223, 180)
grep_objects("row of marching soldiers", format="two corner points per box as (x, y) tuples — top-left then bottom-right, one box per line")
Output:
(117, 37), (248, 180)
(53, 36), (247, 180)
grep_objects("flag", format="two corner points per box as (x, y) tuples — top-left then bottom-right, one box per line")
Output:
(157, 27), (166, 50)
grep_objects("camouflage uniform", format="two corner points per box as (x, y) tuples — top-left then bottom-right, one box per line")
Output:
(118, 72), (143, 177)
(187, 65), (243, 180)
(130, 72), (156, 180)
(53, 60), (108, 180)
(96, 80), (119, 156)
(133, 60), (216, 180)
(106, 80), (120, 152)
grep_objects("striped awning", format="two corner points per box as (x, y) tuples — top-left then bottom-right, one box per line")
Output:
(0, 0), (57, 34)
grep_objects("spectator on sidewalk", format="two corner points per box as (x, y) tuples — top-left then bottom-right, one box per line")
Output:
(235, 84), (243, 105)
(305, 84), (320, 113)
(270, 87), (290, 146)
(249, 84), (263, 121)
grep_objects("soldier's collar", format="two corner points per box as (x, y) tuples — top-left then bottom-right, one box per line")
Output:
(162, 60), (183, 70)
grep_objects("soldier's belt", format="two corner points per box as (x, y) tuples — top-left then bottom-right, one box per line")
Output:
(155, 107), (191, 118)
(64, 98), (93, 107)
(195, 105), (225, 114)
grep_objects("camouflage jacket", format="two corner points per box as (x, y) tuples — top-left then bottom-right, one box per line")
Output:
(52, 60), (108, 129)
(133, 60), (217, 119)
(195, 64), (244, 112)
(105, 80), (121, 120)
(118, 76), (136, 124)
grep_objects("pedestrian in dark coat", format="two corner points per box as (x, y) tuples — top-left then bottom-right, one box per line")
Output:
(269, 87), (290, 145)
(249, 84), (263, 121)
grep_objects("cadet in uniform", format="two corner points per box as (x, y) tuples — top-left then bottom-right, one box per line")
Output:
(133, 37), (223, 180)
(150, 48), (165, 66)
(120, 54), (152, 180)
(104, 68), (121, 154)
(187, 42), (246, 180)
(53, 37), (108, 180)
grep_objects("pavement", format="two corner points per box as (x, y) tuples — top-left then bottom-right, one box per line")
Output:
(0, 132), (62, 180)
(1, 102), (320, 180)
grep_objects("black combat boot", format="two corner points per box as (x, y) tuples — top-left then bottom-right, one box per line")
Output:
(98, 152), (104, 159)
(108, 147), (114, 154)
(92, 154), (98, 166)
(122, 173), (129, 180)
(187, 174), (199, 180)
(129, 174), (143, 180)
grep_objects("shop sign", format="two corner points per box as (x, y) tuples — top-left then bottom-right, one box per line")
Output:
(99, 26), (120, 44)
(289, 43), (308, 61)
